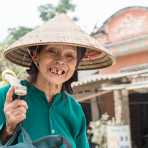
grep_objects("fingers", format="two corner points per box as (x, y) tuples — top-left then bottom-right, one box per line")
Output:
(4, 103), (28, 132)
(5, 109), (26, 122)
(4, 102), (28, 123)
(11, 100), (28, 110)
(4, 100), (28, 113)
(5, 86), (15, 104)
(12, 106), (27, 116)
(6, 113), (26, 132)
(5, 86), (28, 109)
(4, 89), (28, 131)
(14, 114), (26, 124)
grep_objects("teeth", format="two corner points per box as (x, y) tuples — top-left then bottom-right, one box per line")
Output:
(50, 67), (65, 76)
(51, 68), (53, 73)
(58, 70), (62, 75)
(54, 68), (56, 73)
(51, 68), (54, 73)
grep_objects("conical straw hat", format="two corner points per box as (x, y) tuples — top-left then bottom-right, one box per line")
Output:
(4, 14), (114, 70)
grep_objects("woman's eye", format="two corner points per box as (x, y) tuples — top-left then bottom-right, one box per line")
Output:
(47, 48), (57, 54)
(65, 54), (76, 60)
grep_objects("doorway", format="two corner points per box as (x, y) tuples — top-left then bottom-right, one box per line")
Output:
(129, 93), (148, 148)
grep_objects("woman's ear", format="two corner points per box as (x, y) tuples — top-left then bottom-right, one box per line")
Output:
(31, 51), (40, 67)
(32, 50), (37, 59)
(34, 61), (39, 67)
(33, 58), (39, 68)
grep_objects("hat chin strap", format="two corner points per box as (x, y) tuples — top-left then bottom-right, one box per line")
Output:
(27, 46), (39, 63)
(34, 61), (39, 68)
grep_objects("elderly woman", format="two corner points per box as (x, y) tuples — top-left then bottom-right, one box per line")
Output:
(0, 14), (113, 147)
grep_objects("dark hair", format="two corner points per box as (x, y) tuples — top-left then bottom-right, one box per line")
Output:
(26, 46), (86, 94)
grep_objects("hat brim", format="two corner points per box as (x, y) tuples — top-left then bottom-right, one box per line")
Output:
(4, 42), (114, 70)
(4, 14), (114, 70)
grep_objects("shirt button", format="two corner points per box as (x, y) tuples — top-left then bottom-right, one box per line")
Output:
(51, 129), (55, 134)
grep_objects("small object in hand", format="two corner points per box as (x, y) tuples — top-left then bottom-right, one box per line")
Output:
(15, 85), (27, 96)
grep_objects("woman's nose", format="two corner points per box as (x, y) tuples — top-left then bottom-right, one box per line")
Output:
(55, 60), (65, 65)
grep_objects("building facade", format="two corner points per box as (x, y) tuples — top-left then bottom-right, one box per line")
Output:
(74, 7), (148, 148)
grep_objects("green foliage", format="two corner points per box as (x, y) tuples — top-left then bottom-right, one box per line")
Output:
(0, 26), (32, 78)
(38, 0), (75, 21)
(0, 46), (26, 80)
(3, 0), (76, 45)
(8, 26), (33, 41)
(0, 0), (76, 77)
(38, 4), (56, 21)
(55, 0), (75, 13)
(1, 26), (33, 47)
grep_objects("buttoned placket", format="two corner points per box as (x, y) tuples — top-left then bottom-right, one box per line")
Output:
(46, 95), (57, 135)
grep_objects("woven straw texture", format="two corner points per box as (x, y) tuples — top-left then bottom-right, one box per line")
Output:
(4, 14), (114, 70)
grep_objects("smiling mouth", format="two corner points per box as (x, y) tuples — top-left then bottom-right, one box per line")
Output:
(49, 67), (66, 76)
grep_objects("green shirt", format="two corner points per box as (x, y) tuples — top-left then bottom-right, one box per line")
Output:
(0, 80), (89, 148)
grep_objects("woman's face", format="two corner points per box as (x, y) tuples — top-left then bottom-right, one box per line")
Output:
(35, 44), (77, 84)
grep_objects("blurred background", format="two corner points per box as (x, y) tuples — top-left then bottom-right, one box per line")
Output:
(1, 1), (148, 148)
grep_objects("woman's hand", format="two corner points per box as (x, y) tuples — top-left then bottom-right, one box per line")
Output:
(4, 86), (28, 135)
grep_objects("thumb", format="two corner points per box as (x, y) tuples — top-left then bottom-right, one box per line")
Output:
(5, 86), (15, 104)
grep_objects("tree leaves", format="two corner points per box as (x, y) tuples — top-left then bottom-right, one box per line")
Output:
(0, 0), (76, 79)
(38, 0), (76, 21)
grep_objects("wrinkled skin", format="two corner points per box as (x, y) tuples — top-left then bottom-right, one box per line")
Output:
(35, 44), (77, 85)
